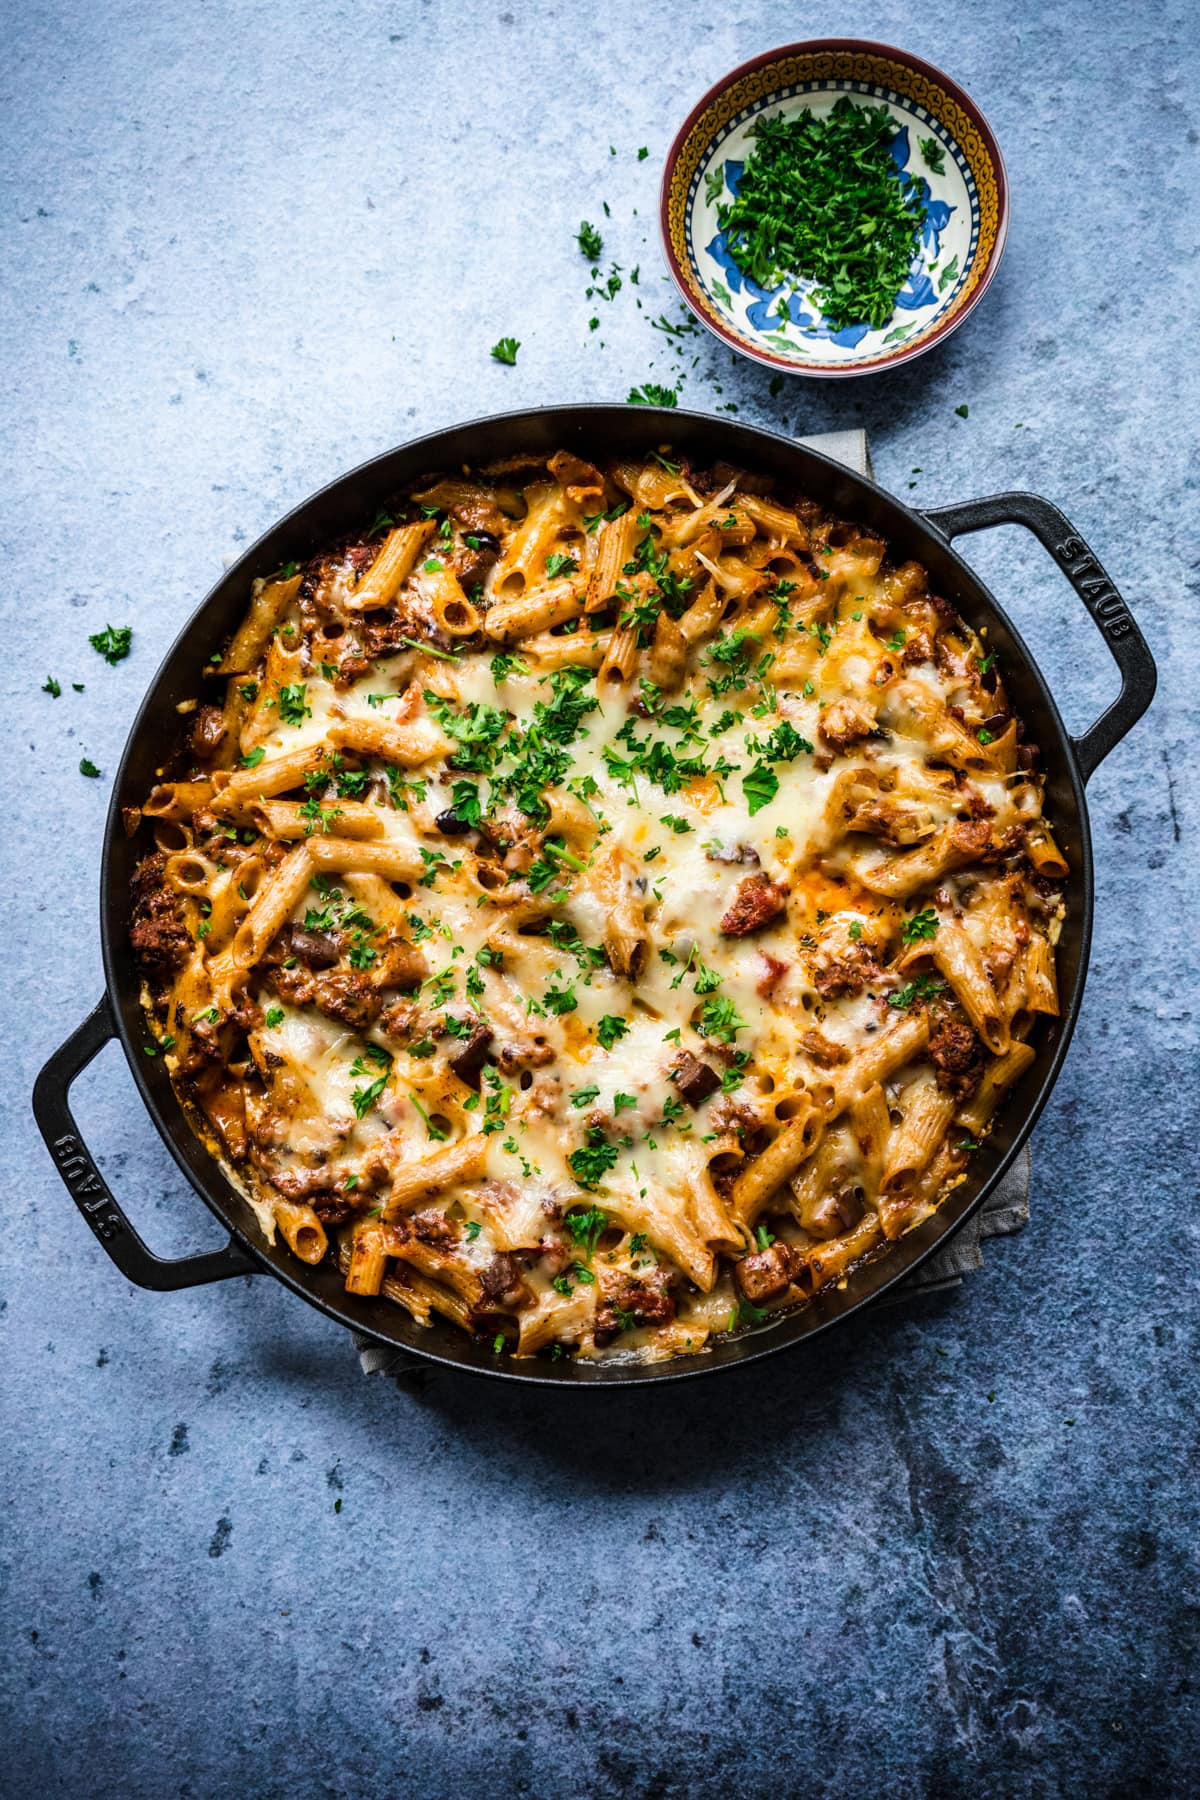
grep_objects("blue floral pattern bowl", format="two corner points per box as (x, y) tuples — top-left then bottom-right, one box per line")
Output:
(660, 41), (1009, 378)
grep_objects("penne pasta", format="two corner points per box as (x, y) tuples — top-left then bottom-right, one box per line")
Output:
(129, 441), (1066, 1365)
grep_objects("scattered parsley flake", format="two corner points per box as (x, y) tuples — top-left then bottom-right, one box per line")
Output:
(628, 382), (678, 407)
(577, 221), (603, 260)
(89, 624), (132, 665)
(918, 135), (947, 175)
(902, 907), (939, 944)
(596, 1015), (629, 1051)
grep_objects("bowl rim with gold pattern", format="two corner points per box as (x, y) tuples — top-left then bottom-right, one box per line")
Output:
(659, 39), (1010, 378)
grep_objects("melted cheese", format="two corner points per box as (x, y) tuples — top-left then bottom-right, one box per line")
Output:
(143, 453), (1062, 1365)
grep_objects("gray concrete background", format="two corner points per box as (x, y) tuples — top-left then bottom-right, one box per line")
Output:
(2, 1), (1196, 1794)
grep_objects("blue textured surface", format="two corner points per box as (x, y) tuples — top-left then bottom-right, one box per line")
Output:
(3, 1), (1197, 1794)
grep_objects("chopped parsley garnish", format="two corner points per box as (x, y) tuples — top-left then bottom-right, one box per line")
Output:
(409, 1092), (448, 1140)
(79, 757), (101, 778)
(757, 720), (813, 762)
(490, 652), (528, 682)
(351, 1055), (392, 1118)
(731, 1297), (769, 1329)
(465, 1220), (482, 1242)
(901, 907), (939, 944)
(448, 779), (484, 829)
(918, 135), (947, 175)
(977, 727), (995, 746)
(577, 220), (603, 259)
(275, 683), (311, 725)
(955, 404), (969, 418)
(698, 996), (746, 1043)
(563, 1201), (609, 1254)
(299, 795), (342, 835)
(887, 973), (946, 1010)
(627, 383), (679, 407)
(89, 624), (133, 665)
(397, 636), (459, 664)
(542, 976), (578, 1016)
(716, 97), (927, 331)
(490, 337), (520, 365)
(595, 1015), (629, 1051)
(570, 1084), (600, 1107)
(742, 760), (779, 816)
(544, 552), (579, 579)
(42, 676), (61, 697)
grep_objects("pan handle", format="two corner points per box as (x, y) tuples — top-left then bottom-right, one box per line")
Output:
(921, 491), (1156, 783)
(32, 996), (259, 1291)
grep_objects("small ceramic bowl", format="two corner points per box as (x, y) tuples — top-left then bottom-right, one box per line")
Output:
(660, 39), (1009, 378)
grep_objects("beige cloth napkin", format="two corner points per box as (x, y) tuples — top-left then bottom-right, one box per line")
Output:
(354, 427), (1030, 1376)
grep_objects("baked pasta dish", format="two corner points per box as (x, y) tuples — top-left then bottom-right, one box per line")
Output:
(129, 445), (1066, 1364)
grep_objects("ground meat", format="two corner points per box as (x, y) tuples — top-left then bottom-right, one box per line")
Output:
(797, 1027), (850, 1067)
(901, 631), (935, 667)
(948, 818), (993, 861)
(287, 926), (340, 969)
(705, 841), (760, 866)
(360, 612), (427, 660)
(720, 872), (789, 937)
(190, 704), (227, 757)
(451, 534), (499, 591)
(269, 964), (382, 1029)
(269, 1166), (340, 1199)
(129, 852), (191, 973)
(756, 953), (790, 998)
(927, 1015), (984, 1099)
(960, 787), (996, 820)
(593, 1270), (676, 1345)
(818, 695), (876, 752)
(535, 1235), (570, 1275)
(709, 1096), (763, 1143)
(980, 824), (1028, 867)
(381, 999), (421, 1040)
(843, 796), (926, 848)
(805, 1190), (864, 1241)
(497, 1036), (555, 1072)
(447, 1020), (494, 1088)
(812, 943), (884, 999)
(476, 1253), (532, 1309)
(670, 1051), (721, 1107)
(312, 971), (383, 1029)
(371, 937), (427, 992)
(449, 495), (509, 538)
(735, 1242), (804, 1304)
(312, 1196), (356, 1228)
(410, 1208), (459, 1249)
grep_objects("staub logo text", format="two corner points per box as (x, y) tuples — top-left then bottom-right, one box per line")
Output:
(1054, 537), (1133, 639)
(51, 1133), (121, 1240)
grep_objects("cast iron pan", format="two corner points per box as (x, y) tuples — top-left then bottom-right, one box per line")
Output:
(32, 407), (1156, 1384)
